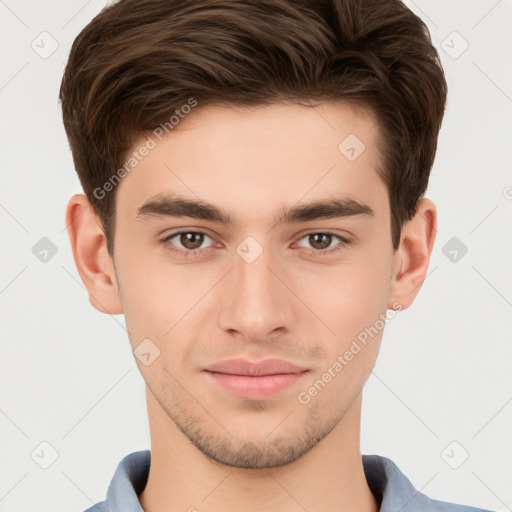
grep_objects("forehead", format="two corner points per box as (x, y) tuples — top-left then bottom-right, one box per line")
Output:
(115, 101), (387, 225)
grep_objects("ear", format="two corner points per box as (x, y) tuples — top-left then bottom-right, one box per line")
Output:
(65, 193), (123, 315)
(388, 198), (437, 310)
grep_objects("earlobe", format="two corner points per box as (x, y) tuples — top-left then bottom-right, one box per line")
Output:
(65, 193), (123, 315)
(388, 198), (437, 310)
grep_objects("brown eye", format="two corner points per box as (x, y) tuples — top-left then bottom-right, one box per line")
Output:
(162, 231), (215, 256)
(307, 233), (333, 250)
(295, 232), (351, 256)
(177, 232), (205, 250)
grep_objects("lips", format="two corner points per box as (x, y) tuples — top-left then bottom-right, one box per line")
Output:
(205, 358), (308, 376)
(203, 358), (309, 399)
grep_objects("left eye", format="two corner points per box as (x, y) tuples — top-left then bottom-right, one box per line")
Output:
(295, 232), (349, 252)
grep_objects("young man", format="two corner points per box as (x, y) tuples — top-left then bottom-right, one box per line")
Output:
(60, 0), (493, 511)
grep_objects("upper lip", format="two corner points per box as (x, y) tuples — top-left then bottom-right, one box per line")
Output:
(204, 358), (308, 376)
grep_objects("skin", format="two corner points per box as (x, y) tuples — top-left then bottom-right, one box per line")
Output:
(66, 101), (436, 512)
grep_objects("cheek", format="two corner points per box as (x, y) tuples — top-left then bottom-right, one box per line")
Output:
(296, 257), (391, 408)
(116, 251), (225, 357)
(297, 250), (393, 342)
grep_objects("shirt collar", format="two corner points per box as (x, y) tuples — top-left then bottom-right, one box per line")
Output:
(105, 450), (149, 512)
(100, 450), (444, 512)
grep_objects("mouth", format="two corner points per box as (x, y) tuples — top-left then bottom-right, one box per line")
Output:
(203, 358), (310, 400)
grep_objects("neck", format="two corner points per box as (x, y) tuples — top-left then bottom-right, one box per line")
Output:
(139, 389), (378, 512)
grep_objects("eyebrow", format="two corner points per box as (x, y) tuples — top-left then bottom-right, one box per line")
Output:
(136, 194), (374, 226)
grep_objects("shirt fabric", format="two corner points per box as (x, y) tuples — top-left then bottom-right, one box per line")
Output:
(84, 450), (493, 512)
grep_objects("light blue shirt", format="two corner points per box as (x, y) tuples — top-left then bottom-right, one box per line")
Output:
(84, 450), (494, 512)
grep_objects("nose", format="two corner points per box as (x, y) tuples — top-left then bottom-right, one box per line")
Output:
(217, 243), (297, 344)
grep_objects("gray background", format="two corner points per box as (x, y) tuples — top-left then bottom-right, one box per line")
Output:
(0, 0), (511, 511)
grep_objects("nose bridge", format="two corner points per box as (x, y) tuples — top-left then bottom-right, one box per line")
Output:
(218, 239), (295, 340)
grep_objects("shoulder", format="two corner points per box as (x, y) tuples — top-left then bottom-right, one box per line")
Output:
(80, 450), (151, 512)
(428, 497), (495, 512)
(362, 454), (495, 512)
(83, 501), (109, 512)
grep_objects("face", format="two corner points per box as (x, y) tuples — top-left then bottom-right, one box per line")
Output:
(110, 101), (400, 469)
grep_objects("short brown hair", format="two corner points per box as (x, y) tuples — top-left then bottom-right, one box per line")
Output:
(59, 0), (447, 257)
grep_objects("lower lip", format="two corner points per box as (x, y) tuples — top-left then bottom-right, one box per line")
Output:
(205, 371), (309, 400)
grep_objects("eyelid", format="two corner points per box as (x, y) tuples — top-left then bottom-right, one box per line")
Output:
(294, 228), (352, 241)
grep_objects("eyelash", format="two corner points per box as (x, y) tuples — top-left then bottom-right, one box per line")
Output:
(161, 230), (352, 258)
